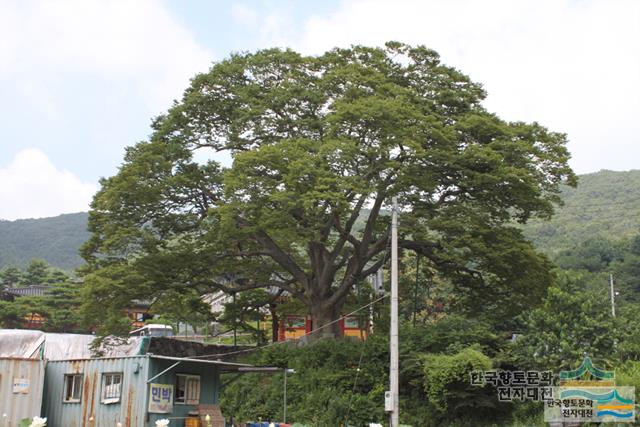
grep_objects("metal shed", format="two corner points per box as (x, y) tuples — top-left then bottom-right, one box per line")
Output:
(0, 357), (46, 425)
(42, 355), (249, 427)
(1, 331), (260, 426)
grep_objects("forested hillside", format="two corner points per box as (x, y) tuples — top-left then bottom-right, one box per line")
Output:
(0, 212), (89, 270)
(522, 169), (640, 254)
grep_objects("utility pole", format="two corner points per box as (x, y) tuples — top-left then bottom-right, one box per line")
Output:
(610, 273), (616, 317)
(283, 368), (295, 423)
(413, 254), (420, 327)
(389, 197), (400, 426)
(232, 290), (237, 346)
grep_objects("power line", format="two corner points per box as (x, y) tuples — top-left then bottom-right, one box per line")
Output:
(555, 199), (640, 209)
(527, 212), (640, 221)
(343, 327), (369, 427)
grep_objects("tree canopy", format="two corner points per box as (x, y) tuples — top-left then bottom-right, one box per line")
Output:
(81, 42), (575, 336)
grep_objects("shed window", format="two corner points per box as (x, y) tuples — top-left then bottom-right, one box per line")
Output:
(63, 374), (83, 402)
(175, 374), (200, 405)
(101, 372), (123, 404)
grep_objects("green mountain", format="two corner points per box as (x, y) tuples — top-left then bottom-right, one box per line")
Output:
(0, 212), (90, 271)
(522, 169), (640, 254)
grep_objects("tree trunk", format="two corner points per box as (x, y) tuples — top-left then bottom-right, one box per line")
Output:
(269, 304), (279, 343)
(309, 300), (344, 339)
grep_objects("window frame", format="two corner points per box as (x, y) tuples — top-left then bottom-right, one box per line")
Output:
(174, 374), (201, 405)
(101, 372), (123, 404)
(63, 374), (83, 403)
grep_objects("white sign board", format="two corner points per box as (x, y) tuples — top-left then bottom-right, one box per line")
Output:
(13, 378), (30, 394)
(149, 383), (173, 413)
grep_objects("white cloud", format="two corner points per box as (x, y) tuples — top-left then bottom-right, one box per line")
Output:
(0, 149), (97, 220)
(232, 3), (259, 27)
(0, 0), (213, 113)
(231, 2), (298, 48)
(250, 0), (640, 174)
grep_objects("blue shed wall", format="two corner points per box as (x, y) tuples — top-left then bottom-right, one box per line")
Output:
(43, 356), (149, 427)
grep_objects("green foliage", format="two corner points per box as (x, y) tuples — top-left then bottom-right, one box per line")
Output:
(0, 279), (87, 333)
(217, 289), (274, 345)
(615, 303), (640, 361)
(0, 299), (24, 327)
(22, 259), (52, 286)
(0, 259), (86, 331)
(401, 315), (503, 357)
(28, 280), (85, 332)
(611, 248), (640, 304)
(554, 237), (625, 272)
(421, 347), (492, 415)
(512, 270), (617, 371)
(1, 259), (70, 289)
(222, 336), (389, 426)
(79, 263), (156, 336)
(0, 212), (89, 270)
(615, 361), (640, 403)
(1, 265), (22, 288)
(151, 288), (213, 332)
(222, 317), (541, 427)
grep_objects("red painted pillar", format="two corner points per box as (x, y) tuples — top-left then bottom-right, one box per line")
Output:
(278, 317), (286, 341)
(305, 316), (312, 334)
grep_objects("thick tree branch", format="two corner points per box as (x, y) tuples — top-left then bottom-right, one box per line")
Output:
(332, 212), (361, 249)
(253, 231), (309, 288)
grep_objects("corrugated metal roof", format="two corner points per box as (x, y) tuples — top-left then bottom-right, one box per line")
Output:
(0, 329), (45, 358)
(44, 333), (142, 360)
(0, 330), (143, 359)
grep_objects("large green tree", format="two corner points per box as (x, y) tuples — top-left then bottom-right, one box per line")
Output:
(82, 42), (575, 337)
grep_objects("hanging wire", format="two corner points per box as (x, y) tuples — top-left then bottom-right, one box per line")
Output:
(192, 294), (389, 359)
(343, 330), (369, 427)
(344, 229), (393, 426)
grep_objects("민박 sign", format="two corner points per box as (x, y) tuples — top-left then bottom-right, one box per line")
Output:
(148, 383), (173, 414)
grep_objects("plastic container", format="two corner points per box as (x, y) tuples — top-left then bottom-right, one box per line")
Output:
(185, 416), (201, 427)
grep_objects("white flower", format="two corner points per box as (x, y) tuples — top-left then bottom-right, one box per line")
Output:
(29, 416), (47, 427)
(155, 419), (170, 427)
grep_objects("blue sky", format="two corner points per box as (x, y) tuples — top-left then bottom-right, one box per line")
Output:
(1, 0), (638, 220)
